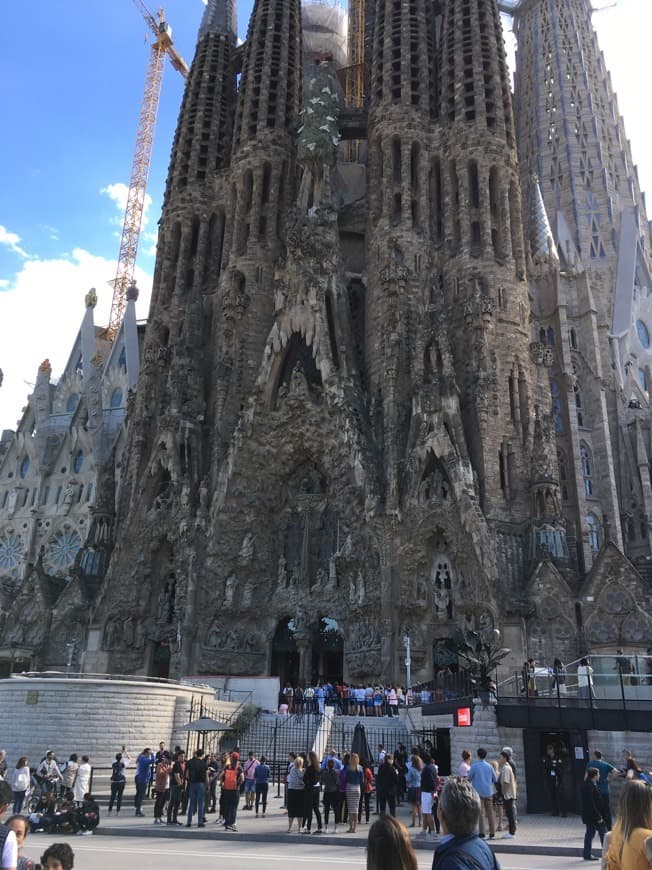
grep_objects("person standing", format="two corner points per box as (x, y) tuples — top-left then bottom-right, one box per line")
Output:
(419, 753), (440, 839)
(577, 658), (595, 700)
(167, 750), (186, 826)
(10, 759), (30, 815)
(498, 752), (517, 839)
(287, 756), (305, 833)
(458, 751), (472, 778)
(543, 745), (565, 817)
(243, 752), (259, 812)
(376, 754), (399, 818)
(108, 752), (128, 816)
(302, 751), (323, 834)
(406, 754), (422, 829)
(134, 748), (154, 817)
(73, 756), (91, 806)
(60, 755), (78, 797)
(37, 752), (62, 796)
(345, 753), (364, 834)
(322, 758), (339, 833)
(585, 751), (616, 830)
(153, 754), (172, 824)
(0, 780), (19, 870)
(254, 755), (270, 818)
(604, 780), (652, 869)
(582, 767), (606, 862)
(468, 748), (497, 839)
(220, 754), (243, 832)
(185, 749), (208, 829)
(433, 777), (501, 870)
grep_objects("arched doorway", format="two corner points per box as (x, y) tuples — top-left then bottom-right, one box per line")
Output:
(151, 640), (171, 679)
(311, 617), (343, 684)
(271, 618), (299, 688)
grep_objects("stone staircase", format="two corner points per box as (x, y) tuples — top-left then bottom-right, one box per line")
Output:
(328, 712), (411, 756)
(236, 711), (322, 760)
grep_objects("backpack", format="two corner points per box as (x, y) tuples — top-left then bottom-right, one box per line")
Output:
(111, 761), (125, 782)
(223, 767), (238, 790)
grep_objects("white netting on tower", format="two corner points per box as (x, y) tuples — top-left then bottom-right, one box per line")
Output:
(302, 1), (348, 69)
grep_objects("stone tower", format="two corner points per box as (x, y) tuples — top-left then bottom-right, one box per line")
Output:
(512, 0), (652, 571)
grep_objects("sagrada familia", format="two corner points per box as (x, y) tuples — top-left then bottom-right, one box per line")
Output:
(1, 0), (651, 685)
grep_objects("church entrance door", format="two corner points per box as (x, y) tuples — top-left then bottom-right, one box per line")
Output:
(311, 617), (343, 684)
(271, 618), (300, 688)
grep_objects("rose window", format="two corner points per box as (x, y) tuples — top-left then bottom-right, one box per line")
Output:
(0, 534), (23, 576)
(45, 529), (82, 575)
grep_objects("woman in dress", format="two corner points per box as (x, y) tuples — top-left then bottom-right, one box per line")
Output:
(406, 754), (423, 828)
(287, 756), (305, 833)
(345, 752), (364, 833)
(605, 780), (652, 869)
(73, 755), (92, 805)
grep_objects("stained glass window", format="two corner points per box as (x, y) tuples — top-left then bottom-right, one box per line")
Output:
(19, 457), (30, 479)
(637, 320), (650, 349)
(0, 534), (23, 575)
(45, 529), (82, 575)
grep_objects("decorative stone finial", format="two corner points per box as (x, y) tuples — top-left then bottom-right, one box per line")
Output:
(126, 281), (139, 302)
(85, 288), (98, 309)
(38, 359), (52, 373)
(91, 351), (104, 368)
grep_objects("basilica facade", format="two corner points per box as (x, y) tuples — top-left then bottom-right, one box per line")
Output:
(1, 0), (651, 682)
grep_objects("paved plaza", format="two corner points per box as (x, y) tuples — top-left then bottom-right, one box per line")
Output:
(20, 834), (597, 870)
(23, 792), (604, 860)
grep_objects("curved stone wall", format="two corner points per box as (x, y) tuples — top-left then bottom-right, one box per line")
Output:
(0, 676), (238, 768)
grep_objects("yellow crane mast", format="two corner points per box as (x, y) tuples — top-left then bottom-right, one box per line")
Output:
(105, 2), (188, 341)
(344, 0), (365, 162)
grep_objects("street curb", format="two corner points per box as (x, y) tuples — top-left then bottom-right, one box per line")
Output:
(91, 825), (587, 857)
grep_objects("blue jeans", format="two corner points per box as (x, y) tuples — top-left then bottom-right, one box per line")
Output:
(187, 781), (205, 826)
(134, 778), (148, 814)
(584, 823), (606, 859)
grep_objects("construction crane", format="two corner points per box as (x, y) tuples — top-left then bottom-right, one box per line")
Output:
(105, 1), (188, 340)
(343, 0), (365, 162)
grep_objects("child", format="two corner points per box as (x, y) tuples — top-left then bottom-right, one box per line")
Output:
(40, 842), (75, 870)
(6, 815), (36, 870)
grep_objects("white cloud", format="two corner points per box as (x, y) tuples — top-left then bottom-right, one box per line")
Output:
(100, 182), (153, 231)
(0, 249), (152, 431)
(0, 279), (9, 289)
(0, 225), (30, 259)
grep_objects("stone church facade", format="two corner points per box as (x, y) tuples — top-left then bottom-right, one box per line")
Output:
(1, 0), (651, 682)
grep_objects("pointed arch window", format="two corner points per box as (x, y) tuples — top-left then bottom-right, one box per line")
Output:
(19, 457), (30, 479)
(574, 382), (586, 427)
(557, 449), (569, 501)
(580, 443), (593, 496)
(587, 513), (600, 552)
(550, 381), (563, 433)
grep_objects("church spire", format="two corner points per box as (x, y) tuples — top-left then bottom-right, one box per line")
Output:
(199, 0), (237, 40)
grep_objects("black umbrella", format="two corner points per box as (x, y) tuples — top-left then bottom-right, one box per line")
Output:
(350, 722), (373, 768)
(179, 716), (230, 752)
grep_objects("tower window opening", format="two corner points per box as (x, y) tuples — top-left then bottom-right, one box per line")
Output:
(580, 443), (593, 496)
(392, 138), (401, 185)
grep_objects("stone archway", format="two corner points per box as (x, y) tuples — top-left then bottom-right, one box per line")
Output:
(270, 618), (300, 688)
(311, 617), (343, 684)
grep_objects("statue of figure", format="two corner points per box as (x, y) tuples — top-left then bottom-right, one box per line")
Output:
(199, 478), (210, 513)
(62, 482), (75, 515)
(180, 482), (191, 511)
(123, 616), (135, 647)
(415, 576), (428, 606)
(104, 619), (119, 650)
(239, 532), (255, 566)
(206, 619), (220, 649)
(289, 563), (300, 587)
(242, 581), (253, 609)
(289, 362), (308, 397)
(134, 621), (144, 650)
(327, 555), (337, 590)
(312, 568), (327, 591)
(356, 570), (366, 605)
(223, 574), (237, 607)
(7, 487), (18, 518)
(434, 586), (451, 620)
(156, 586), (171, 624)
(277, 555), (288, 588)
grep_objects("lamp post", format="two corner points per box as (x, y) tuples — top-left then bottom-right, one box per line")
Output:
(403, 629), (412, 690)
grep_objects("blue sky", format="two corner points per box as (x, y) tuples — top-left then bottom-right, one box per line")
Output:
(0, 0), (649, 430)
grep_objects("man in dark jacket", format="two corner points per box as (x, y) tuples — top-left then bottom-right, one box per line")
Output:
(432, 777), (500, 870)
(581, 768), (606, 861)
(375, 753), (399, 817)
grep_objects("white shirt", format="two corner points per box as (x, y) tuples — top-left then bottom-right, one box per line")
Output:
(458, 761), (471, 777)
(1, 828), (17, 870)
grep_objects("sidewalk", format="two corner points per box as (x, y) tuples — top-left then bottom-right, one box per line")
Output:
(84, 794), (596, 858)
